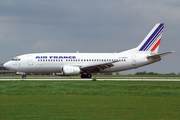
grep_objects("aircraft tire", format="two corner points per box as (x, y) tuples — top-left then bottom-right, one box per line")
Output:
(81, 74), (86, 78)
(81, 73), (92, 78)
(22, 75), (26, 79)
(87, 74), (92, 78)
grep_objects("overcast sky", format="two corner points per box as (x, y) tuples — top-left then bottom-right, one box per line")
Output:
(0, 0), (179, 74)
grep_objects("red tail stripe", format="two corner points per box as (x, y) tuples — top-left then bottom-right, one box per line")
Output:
(150, 38), (161, 51)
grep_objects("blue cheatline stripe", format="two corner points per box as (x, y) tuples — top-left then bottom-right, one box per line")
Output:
(143, 25), (164, 51)
(146, 30), (163, 51)
(139, 23), (164, 51)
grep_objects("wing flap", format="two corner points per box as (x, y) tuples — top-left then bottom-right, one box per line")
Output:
(80, 61), (118, 72)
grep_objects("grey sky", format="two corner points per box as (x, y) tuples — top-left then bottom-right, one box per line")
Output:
(0, 0), (179, 74)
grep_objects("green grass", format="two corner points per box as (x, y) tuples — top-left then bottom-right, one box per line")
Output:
(0, 74), (180, 79)
(0, 81), (180, 119)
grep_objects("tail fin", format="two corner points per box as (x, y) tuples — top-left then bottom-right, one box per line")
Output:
(137, 23), (164, 54)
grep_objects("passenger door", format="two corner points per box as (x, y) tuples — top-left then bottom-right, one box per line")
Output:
(28, 55), (33, 66)
(132, 55), (136, 66)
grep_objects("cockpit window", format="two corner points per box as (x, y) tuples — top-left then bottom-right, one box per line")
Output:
(12, 57), (21, 61)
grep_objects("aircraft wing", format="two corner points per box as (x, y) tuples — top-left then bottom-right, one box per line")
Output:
(147, 51), (175, 59)
(80, 61), (118, 73)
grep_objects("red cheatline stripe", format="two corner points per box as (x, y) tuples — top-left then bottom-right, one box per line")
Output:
(150, 38), (161, 51)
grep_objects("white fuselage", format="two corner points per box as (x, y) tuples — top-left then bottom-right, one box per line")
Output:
(3, 51), (158, 74)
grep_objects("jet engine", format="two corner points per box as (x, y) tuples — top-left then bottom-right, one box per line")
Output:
(53, 66), (80, 76)
(63, 66), (80, 75)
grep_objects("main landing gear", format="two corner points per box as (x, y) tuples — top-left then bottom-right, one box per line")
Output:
(81, 73), (92, 78)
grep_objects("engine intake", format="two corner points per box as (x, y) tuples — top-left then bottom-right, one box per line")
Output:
(62, 66), (80, 76)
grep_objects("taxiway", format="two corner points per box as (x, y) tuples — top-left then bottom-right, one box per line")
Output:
(0, 78), (180, 81)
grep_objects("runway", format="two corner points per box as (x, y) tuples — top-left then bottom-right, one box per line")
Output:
(0, 78), (180, 81)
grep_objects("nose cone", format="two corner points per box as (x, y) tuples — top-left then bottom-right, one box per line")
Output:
(3, 61), (19, 71)
(3, 62), (12, 70)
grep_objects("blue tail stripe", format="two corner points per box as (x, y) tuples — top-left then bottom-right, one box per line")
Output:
(140, 24), (164, 51)
(143, 26), (164, 51)
(139, 28), (159, 51)
(143, 25), (164, 51)
(139, 26), (161, 51)
(139, 23), (164, 51)
(146, 30), (163, 51)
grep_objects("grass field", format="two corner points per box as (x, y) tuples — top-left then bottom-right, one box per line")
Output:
(0, 80), (180, 119)
(0, 74), (180, 79)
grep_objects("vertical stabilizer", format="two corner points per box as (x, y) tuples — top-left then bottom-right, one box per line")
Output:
(137, 23), (164, 54)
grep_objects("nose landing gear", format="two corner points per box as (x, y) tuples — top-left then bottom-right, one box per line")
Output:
(22, 75), (26, 79)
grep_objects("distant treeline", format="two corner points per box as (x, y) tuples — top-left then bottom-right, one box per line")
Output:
(135, 71), (176, 75)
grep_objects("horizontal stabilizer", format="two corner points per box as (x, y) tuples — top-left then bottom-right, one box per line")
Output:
(147, 51), (175, 59)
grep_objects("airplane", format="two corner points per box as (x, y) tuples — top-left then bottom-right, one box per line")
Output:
(3, 23), (174, 79)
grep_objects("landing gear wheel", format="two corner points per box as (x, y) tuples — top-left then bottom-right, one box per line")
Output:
(81, 73), (86, 78)
(87, 74), (92, 78)
(22, 75), (26, 79)
(81, 73), (92, 78)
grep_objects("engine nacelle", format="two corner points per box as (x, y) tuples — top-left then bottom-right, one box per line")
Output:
(62, 66), (80, 76)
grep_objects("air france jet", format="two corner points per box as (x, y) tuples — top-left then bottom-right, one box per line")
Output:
(3, 23), (174, 78)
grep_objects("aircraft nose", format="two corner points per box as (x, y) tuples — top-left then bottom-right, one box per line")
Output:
(3, 62), (12, 70)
